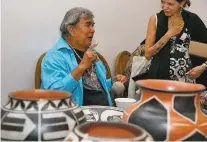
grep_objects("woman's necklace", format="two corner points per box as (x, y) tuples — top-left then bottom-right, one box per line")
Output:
(67, 42), (96, 81)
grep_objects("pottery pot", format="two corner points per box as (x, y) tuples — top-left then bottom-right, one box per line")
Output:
(81, 105), (124, 122)
(123, 79), (207, 141)
(1, 90), (86, 141)
(65, 121), (153, 141)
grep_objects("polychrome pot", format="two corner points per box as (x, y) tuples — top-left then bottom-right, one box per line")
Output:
(81, 105), (123, 122)
(1, 90), (86, 141)
(65, 121), (153, 141)
(123, 79), (207, 141)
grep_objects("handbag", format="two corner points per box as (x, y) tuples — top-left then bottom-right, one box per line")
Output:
(128, 56), (151, 98)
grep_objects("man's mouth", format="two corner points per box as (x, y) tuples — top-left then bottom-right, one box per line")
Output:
(88, 36), (93, 40)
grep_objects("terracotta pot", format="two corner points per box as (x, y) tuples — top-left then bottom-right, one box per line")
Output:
(1, 90), (86, 141)
(65, 121), (153, 141)
(123, 79), (207, 141)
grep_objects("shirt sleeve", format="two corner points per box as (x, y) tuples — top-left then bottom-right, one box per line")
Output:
(41, 52), (79, 93)
(96, 60), (112, 91)
(106, 78), (112, 91)
(100, 62), (112, 90)
(191, 14), (207, 44)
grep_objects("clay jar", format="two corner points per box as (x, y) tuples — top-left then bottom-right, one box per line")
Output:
(123, 79), (207, 141)
(1, 90), (86, 141)
(65, 121), (153, 141)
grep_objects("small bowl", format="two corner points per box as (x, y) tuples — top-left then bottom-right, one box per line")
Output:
(115, 98), (136, 109)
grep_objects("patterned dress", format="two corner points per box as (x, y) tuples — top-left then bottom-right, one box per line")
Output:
(169, 28), (195, 83)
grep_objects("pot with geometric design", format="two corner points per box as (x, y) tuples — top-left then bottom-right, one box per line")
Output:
(1, 90), (86, 141)
(65, 121), (154, 141)
(123, 79), (207, 141)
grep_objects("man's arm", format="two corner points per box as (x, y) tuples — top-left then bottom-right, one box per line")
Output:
(41, 52), (82, 93)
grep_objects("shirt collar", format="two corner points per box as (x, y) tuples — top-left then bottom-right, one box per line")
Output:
(56, 37), (72, 51)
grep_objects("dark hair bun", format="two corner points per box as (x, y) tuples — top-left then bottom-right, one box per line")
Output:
(184, 0), (191, 8)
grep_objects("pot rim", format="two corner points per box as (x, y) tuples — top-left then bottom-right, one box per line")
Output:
(80, 105), (124, 111)
(74, 121), (150, 141)
(8, 89), (72, 101)
(136, 79), (206, 94)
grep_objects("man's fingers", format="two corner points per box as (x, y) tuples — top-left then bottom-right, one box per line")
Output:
(91, 52), (98, 59)
(88, 43), (98, 51)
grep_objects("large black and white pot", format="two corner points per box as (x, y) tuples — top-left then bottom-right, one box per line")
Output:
(1, 90), (86, 141)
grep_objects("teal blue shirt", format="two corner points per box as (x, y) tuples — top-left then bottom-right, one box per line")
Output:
(40, 38), (113, 106)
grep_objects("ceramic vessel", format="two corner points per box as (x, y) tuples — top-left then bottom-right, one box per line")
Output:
(115, 98), (136, 109)
(81, 105), (124, 122)
(65, 121), (153, 141)
(123, 79), (207, 141)
(1, 90), (86, 141)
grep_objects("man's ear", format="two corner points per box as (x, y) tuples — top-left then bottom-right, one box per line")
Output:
(67, 25), (75, 36)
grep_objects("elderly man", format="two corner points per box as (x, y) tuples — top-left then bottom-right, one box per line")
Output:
(40, 7), (127, 106)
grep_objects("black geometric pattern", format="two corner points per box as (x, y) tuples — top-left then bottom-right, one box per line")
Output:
(129, 98), (167, 141)
(1, 95), (85, 141)
(174, 96), (196, 121)
(3, 96), (78, 112)
(25, 101), (38, 110)
(1, 109), (7, 118)
(24, 113), (39, 141)
(81, 106), (123, 122)
(183, 131), (207, 141)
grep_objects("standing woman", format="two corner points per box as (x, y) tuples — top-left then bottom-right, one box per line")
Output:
(144, 0), (207, 83)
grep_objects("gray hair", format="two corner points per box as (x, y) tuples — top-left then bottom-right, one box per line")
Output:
(60, 7), (94, 37)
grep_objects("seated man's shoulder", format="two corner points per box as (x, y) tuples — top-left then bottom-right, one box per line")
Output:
(42, 38), (71, 63)
(42, 49), (66, 65)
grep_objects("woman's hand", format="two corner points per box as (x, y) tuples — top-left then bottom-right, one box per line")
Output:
(186, 65), (206, 79)
(167, 18), (184, 37)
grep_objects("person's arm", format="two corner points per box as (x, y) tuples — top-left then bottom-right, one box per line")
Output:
(41, 43), (98, 91)
(202, 61), (207, 70)
(96, 60), (113, 90)
(41, 52), (82, 92)
(144, 15), (157, 60)
(144, 15), (183, 60)
(186, 61), (207, 79)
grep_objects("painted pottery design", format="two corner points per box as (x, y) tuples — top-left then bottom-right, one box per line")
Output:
(123, 79), (207, 141)
(201, 91), (207, 112)
(81, 106), (123, 122)
(1, 90), (86, 141)
(65, 121), (154, 141)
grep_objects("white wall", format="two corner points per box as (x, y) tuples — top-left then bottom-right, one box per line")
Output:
(188, 0), (207, 25)
(1, 0), (206, 106)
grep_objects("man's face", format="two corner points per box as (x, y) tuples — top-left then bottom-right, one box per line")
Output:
(161, 0), (184, 17)
(72, 16), (95, 48)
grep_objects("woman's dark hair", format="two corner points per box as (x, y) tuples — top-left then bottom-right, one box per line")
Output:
(176, 0), (191, 8)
